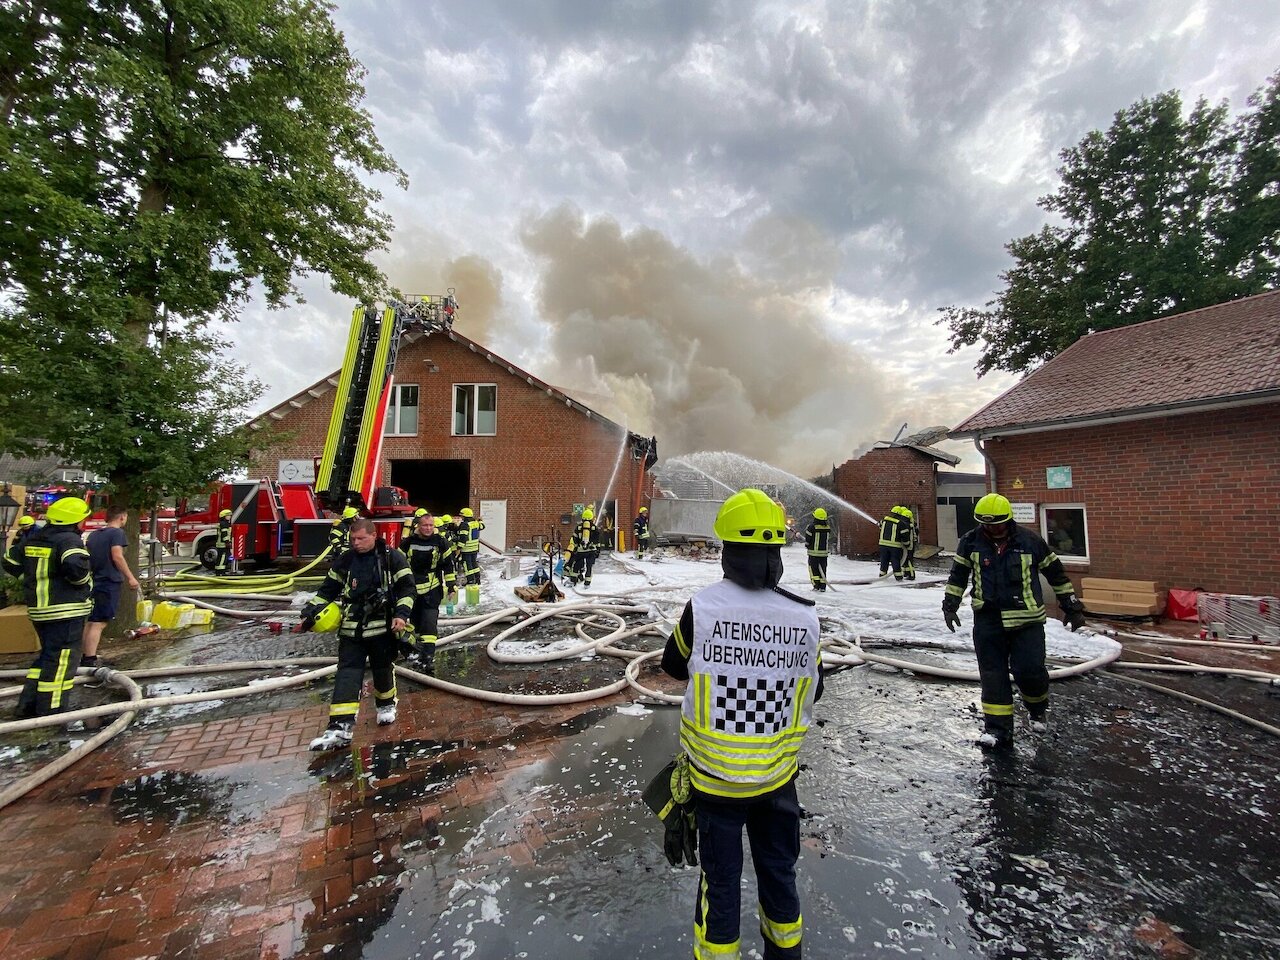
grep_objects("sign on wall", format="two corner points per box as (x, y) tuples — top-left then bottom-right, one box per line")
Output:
(1046, 465), (1073, 489)
(1012, 502), (1037, 524)
(278, 459), (316, 484)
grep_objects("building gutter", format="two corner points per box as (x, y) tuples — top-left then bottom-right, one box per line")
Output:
(972, 437), (995, 493)
(951, 389), (1280, 441)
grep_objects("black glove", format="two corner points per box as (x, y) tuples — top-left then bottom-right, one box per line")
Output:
(295, 603), (321, 633)
(663, 803), (698, 867)
(1061, 596), (1087, 632)
(942, 596), (962, 633)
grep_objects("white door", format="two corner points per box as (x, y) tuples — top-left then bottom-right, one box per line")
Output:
(479, 499), (506, 553)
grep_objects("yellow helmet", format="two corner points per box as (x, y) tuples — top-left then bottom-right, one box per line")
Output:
(17, 515), (34, 527)
(639, 506), (648, 513)
(581, 508), (594, 521)
(219, 508), (232, 518)
(46, 497), (91, 526)
(460, 507), (474, 518)
(311, 601), (342, 633)
(413, 507), (428, 517)
(973, 493), (1012, 524)
(813, 508), (828, 520)
(341, 506), (359, 519)
(440, 514), (453, 524)
(714, 489), (787, 545)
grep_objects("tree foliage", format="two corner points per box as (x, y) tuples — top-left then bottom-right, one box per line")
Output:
(0, 0), (404, 507)
(941, 74), (1280, 376)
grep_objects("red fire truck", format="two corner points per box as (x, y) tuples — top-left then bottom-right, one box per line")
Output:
(165, 294), (457, 569)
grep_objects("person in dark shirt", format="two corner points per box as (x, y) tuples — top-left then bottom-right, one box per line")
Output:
(83, 506), (139, 668)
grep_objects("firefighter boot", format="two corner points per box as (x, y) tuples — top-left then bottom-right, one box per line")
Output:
(309, 724), (354, 752)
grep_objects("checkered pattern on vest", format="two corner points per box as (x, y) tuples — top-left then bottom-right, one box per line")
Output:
(713, 674), (794, 735)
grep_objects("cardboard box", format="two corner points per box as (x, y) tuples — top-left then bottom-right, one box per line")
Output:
(1080, 577), (1164, 617)
(1081, 598), (1164, 616)
(0, 605), (41, 655)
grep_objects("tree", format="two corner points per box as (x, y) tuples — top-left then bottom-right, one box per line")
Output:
(0, 0), (403, 625)
(941, 74), (1280, 376)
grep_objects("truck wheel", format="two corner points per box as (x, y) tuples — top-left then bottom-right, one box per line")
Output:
(196, 538), (218, 570)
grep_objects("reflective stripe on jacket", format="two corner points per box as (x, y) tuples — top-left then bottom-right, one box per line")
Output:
(678, 581), (822, 799)
(2, 526), (92, 622)
(402, 533), (456, 594)
(804, 520), (830, 557)
(944, 523), (1077, 630)
(313, 542), (415, 638)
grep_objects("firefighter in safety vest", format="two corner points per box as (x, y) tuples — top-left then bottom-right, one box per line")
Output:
(661, 489), (823, 960)
(458, 507), (485, 587)
(900, 506), (920, 580)
(564, 507), (598, 587)
(328, 505), (359, 554)
(214, 508), (233, 575)
(633, 506), (651, 559)
(942, 493), (1087, 750)
(401, 506), (428, 543)
(803, 507), (831, 591)
(437, 515), (461, 601)
(13, 514), (36, 548)
(400, 513), (455, 675)
(301, 518), (415, 751)
(877, 505), (911, 580)
(2, 496), (94, 718)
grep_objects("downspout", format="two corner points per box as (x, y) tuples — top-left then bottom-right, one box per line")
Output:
(973, 436), (996, 492)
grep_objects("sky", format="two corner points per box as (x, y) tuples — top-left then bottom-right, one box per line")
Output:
(224, 0), (1280, 477)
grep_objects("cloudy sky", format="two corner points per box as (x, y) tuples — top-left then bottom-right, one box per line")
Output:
(226, 0), (1280, 477)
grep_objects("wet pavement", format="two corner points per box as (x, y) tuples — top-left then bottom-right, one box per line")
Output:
(0, 594), (1278, 958)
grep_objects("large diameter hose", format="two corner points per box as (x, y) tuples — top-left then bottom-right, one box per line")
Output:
(0, 669), (143, 812)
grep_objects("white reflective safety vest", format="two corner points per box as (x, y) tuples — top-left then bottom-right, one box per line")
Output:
(680, 580), (822, 799)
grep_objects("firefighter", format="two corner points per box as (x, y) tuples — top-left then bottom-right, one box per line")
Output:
(399, 513), (455, 675)
(565, 507), (598, 587)
(877, 505), (910, 581)
(213, 508), (233, 575)
(633, 506), (651, 559)
(901, 507), (920, 580)
(942, 493), (1087, 750)
(458, 507), (485, 587)
(2, 496), (93, 718)
(12, 514), (35, 548)
(803, 508), (831, 591)
(300, 518), (415, 750)
(401, 506), (428, 543)
(328, 505), (359, 554)
(437, 515), (460, 602)
(660, 489), (823, 959)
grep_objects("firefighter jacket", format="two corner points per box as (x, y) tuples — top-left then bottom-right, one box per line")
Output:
(804, 519), (830, 557)
(328, 517), (353, 552)
(2, 525), (92, 623)
(663, 580), (823, 800)
(401, 532), (456, 595)
(572, 518), (598, 556)
(878, 512), (909, 548)
(633, 513), (650, 539)
(944, 523), (1078, 630)
(461, 517), (485, 555)
(216, 517), (231, 548)
(311, 541), (415, 639)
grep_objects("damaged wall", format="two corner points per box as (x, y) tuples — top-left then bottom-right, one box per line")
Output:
(833, 447), (938, 556)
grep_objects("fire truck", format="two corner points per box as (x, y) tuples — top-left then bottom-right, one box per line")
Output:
(167, 293), (458, 568)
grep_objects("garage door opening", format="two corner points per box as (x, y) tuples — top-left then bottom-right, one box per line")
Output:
(389, 459), (470, 515)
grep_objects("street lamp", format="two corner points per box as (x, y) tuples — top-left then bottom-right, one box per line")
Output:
(0, 485), (20, 533)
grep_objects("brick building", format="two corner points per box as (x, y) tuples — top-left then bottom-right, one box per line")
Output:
(247, 327), (651, 551)
(832, 442), (960, 556)
(950, 291), (1280, 597)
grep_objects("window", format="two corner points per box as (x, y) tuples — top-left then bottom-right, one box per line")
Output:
(384, 384), (419, 436)
(453, 384), (497, 436)
(1042, 504), (1088, 562)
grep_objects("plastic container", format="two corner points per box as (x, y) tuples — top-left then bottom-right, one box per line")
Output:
(465, 584), (480, 607)
(151, 602), (184, 628)
(175, 603), (197, 628)
(188, 608), (213, 626)
(136, 599), (154, 622)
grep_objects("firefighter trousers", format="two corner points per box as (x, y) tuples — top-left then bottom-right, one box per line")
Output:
(973, 613), (1049, 735)
(806, 555), (827, 590)
(327, 632), (396, 729)
(878, 545), (903, 578)
(694, 782), (803, 959)
(412, 591), (442, 652)
(16, 618), (86, 718)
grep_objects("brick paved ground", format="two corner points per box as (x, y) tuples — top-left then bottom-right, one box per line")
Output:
(0, 680), (634, 960)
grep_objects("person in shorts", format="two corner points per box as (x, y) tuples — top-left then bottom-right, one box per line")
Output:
(83, 505), (140, 668)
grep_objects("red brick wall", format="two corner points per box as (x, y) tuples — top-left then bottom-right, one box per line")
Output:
(247, 334), (641, 547)
(985, 403), (1280, 596)
(832, 448), (937, 556)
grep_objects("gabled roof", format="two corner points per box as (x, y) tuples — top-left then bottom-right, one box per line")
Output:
(248, 328), (625, 432)
(953, 290), (1280, 437)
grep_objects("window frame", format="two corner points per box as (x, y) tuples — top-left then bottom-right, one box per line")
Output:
(1040, 502), (1090, 566)
(452, 383), (498, 437)
(384, 383), (420, 437)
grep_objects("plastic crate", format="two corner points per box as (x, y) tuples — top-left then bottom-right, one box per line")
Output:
(1196, 593), (1280, 642)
